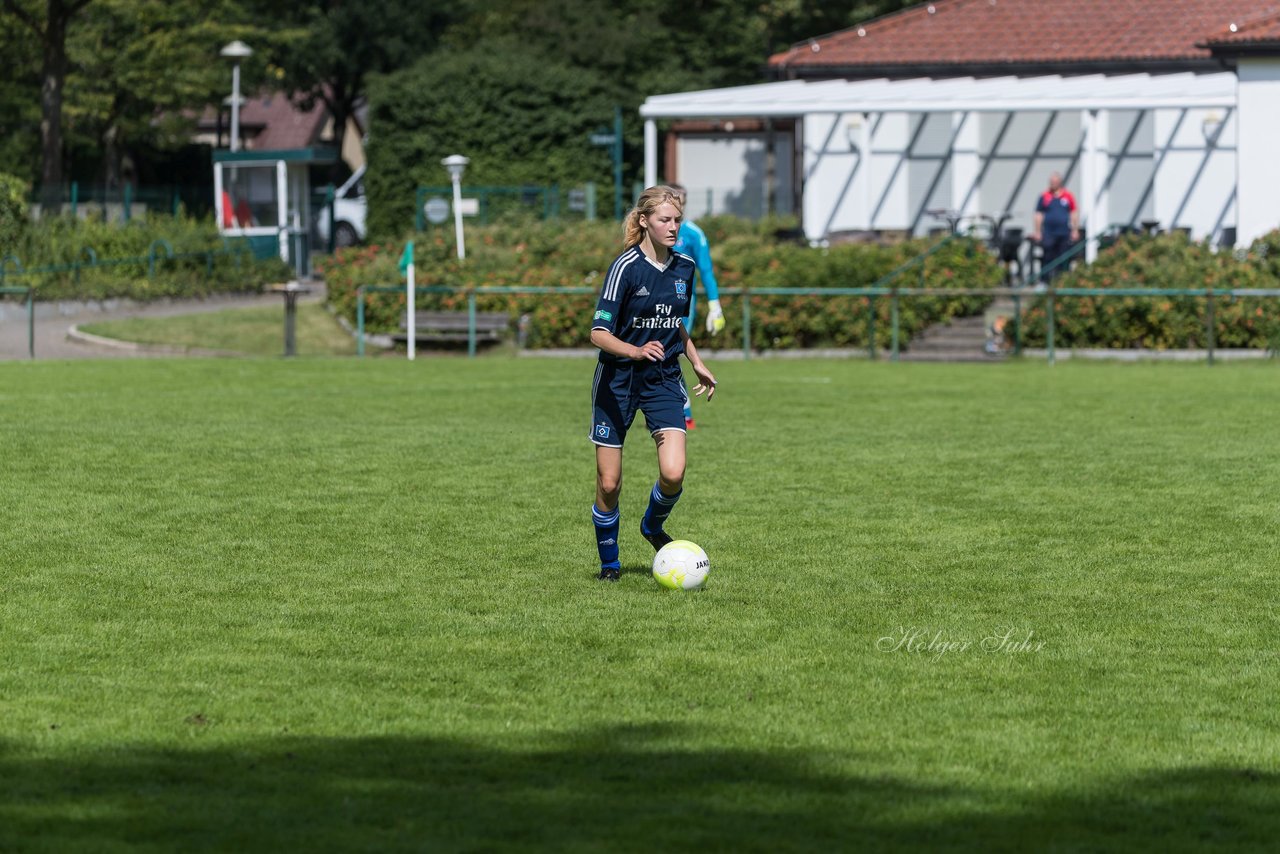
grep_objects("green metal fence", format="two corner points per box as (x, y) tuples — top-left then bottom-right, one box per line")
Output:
(414, 184), (604, 231)
(31, 183), (215, 221)
(354, 281), (1280, 366)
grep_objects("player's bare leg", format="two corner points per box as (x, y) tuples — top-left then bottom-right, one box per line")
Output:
(653, 429), (686, 492)
(642, 429), (685, 550)
(595, 445), (622, 511)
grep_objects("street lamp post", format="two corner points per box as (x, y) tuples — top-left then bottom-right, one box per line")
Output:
(222, 94), (245, 149)
(220, 40), (253, 152)
(441, 155), (469, 261)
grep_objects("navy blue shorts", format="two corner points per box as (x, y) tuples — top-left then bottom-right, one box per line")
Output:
(590, 357), (688, 448)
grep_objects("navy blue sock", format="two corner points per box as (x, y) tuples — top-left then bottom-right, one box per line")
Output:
(642, 481), (681, 535)
(592, 504), (621, 570)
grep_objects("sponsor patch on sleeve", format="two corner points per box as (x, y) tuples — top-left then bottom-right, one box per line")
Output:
(594, 310), (613, 322)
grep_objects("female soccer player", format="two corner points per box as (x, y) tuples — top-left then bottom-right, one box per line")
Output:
(589, 186), (718, 581)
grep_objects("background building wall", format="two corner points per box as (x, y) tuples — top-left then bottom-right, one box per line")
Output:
(674, 133), (794, 220)
(799, 106), (1237, 245)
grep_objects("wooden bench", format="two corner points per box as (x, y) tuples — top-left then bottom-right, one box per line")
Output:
(391, 310), (510, 344)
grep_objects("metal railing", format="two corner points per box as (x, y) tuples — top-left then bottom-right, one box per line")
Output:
(354, 282), (1280, 366)
(30, 182), (215, 221)
(1034, 237), (1089, 283)
(414, 185), (568, 230)
(356, 284), (595, 358)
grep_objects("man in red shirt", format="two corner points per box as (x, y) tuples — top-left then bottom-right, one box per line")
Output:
(1032, 172), (1080, 282)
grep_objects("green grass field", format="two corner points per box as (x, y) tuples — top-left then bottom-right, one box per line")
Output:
(2, 356), (1278, 851)
(78, 303), (357, 357)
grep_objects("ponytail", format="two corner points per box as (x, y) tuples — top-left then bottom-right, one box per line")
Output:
(623, 209), (645, 250)
(622, 185), (683, 248)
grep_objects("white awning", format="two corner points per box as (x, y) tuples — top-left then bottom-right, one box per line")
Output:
(640, 72), (1237, 118)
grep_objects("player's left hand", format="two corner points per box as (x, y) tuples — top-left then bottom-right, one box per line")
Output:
(705, 299), (725, 335)
(691, 363), (717, 402)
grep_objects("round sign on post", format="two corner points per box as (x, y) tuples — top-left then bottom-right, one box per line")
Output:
(424, 196), (450, 225)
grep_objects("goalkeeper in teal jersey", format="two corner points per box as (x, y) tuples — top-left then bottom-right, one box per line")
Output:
(670, 185), (725, 429)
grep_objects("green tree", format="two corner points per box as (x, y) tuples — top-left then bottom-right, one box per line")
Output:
(0, 0), (925, 219)
(0, 0), (270, 196)
(452, 0), (923, 87)
(449, 0), (745, 89)
(0, 13), (41, 185)
(366, 0), (926, 237)
(0, 0), (95, 204)
(250, 0), (467, 180)
(65, 0), (261, 187)
(365, 38), (621, 237)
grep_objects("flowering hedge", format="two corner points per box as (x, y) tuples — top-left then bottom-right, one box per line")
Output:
(1015, 232), (1280, 350)
(319, 218), (1001, 351)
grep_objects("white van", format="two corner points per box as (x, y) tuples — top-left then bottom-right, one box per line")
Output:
(316, 165), (367, 247)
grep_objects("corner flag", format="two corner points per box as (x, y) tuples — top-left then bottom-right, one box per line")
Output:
(401, 242), (416, 361)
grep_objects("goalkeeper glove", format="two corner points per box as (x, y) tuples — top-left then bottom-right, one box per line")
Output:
(705, 299), (725, 335)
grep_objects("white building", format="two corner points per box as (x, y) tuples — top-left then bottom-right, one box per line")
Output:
(641, 0), (1280, 251)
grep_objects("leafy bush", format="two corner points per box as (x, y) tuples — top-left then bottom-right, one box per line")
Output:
(709, 234), (995, 350)
(319, 221), (1002, 351)
(1015, 232), (1280, 349)
(0, 172), (29, 254)
(4, 213), (291, 301)
(1251, 228), (1280, 285)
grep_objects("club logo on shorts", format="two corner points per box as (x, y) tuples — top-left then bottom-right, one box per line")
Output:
(595, 422), (611, 439)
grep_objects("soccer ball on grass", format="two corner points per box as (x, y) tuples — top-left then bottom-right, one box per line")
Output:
(652, 540), (710, 590)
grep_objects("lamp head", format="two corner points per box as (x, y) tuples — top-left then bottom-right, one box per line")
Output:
(441, 154), (470, 180)
(220, 40), (253, 60)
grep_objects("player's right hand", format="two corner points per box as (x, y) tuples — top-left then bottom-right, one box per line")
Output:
(634, 341), (664, 362)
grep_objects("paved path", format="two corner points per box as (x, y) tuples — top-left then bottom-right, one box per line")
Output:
(0, 286), (326, 360)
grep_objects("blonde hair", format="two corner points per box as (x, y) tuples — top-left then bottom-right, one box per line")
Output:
(622, 185), (683, 248)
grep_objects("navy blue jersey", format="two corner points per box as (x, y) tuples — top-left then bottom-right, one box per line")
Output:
(1036, 189), (1077, 236)
(592, 246), (696, 363)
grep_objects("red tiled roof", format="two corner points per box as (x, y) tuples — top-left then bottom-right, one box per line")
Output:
(1202, 9), (1280, 45)
(238, 92), (328, 150)
(195, 91), (329, 151)
(769, 0), (1280, 74)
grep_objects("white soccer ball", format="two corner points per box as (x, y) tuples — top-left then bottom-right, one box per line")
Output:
(652, 540), (710, 590)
